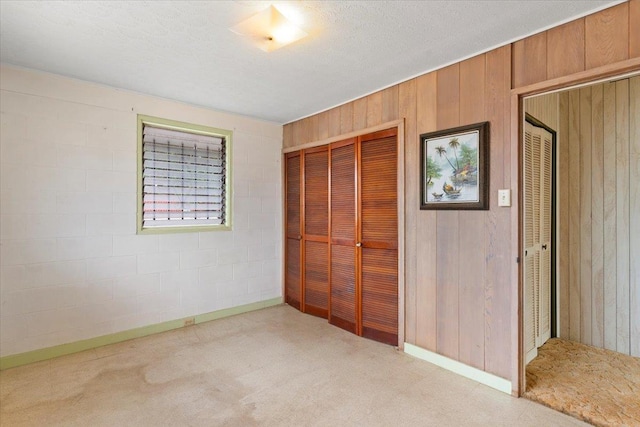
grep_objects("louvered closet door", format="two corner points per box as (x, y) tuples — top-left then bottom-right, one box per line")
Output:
(285, 152), (302, 310)
(524, 127), (537, 363)
(304, 147), (329, 318)
(537, 128), (553, 346)
(330, 139), (358, 333)
(359, 129), (398, 346)
(524, 121), (553, 363)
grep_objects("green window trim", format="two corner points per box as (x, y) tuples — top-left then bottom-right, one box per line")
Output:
(137, 114), (233, 234)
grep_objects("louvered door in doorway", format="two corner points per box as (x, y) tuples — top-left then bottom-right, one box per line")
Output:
(524, 120), (553, 364)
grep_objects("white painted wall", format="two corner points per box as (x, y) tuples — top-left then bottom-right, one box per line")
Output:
(0, 65), (283, 357)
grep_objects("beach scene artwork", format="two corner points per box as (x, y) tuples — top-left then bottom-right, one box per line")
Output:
(423, 130), (479, 204)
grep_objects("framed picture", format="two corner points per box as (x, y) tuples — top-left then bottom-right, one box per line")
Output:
(420, 121), (490, 210)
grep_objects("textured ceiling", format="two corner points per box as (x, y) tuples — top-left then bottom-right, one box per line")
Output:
(0, 1), (621, 124)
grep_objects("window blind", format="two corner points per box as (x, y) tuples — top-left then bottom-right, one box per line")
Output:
(142, 125), (226, 228)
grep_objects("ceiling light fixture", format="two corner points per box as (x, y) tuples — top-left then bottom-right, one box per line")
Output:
(230, 5), (308, 52)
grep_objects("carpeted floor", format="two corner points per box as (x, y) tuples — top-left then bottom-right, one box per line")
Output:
(1, 305), (590, 426)
(524, 338), (640, 427)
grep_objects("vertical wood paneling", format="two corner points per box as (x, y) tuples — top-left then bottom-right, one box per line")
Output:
(507, 3), (634, 91)
(435, 63), (460, 360)
(291, 120), (301, 147)
(631, 0), (640, 58)
(309, 115), (319, 144)
(483, 46), (517, 378)
(512, 40), (526, 88)
(279, 2), (636, 386)
(603, 82), (618, 351)
(283, 123), (294, 149)
(299, 117), (312, 146)
(579, 87), (592, 345)
(340, 103), (354, 135)
(585, 2), (629, 69)
(353, 97), (368, 132)
(458, 55), (486, 370)
(591, 84), (605, 348)
(415, 73), (437, 352)
(484, 46), (512, 380)
(558, 91), (570, 339)
(328, 107), (341, 138)
(366, 91), (383, 127)
(524, 93), (559, 132)
(400, 78), (419, 346)
(615, 79), (630, 354)
(317, 111), (329, 141)
(568, 89), (581, 343)
(382, 85), (399, 122)
(630, 76), (640, 357)
(500, 45), (514, 384)
(546, 19), (586, 80)
(559, 80), (637, 356)
(512, 32), (547, 88)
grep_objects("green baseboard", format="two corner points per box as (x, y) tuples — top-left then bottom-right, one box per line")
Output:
(0, 297), (283, 371)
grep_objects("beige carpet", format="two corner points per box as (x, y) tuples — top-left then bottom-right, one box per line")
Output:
(1, 306), (589, 426)
(525, 338), (640, 427)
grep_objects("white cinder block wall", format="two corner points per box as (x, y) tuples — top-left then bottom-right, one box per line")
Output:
(0, 65), (283, 357)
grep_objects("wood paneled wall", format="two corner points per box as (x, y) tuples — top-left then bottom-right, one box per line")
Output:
(286, 49), (513, 380)
(557, 77), (640, 357)
(524, 94), (559, 131)
(512, 1), (638, 87)
(283, 1), (640, 383)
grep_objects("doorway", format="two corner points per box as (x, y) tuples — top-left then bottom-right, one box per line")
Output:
(520, 73), (640, 426)
(523, 74), (639, 354)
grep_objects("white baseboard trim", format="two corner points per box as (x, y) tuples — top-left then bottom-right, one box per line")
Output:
(404, 343), (512, 395)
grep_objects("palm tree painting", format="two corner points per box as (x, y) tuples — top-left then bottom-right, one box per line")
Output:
(422, 129), (481, 203)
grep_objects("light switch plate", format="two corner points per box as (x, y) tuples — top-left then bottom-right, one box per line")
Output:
(498, 189), (511, 207)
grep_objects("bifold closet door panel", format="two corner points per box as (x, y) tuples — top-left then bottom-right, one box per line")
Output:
(304, 242), (328, 317)
(304, 148), (329, 318)
(331, 245), (357, 332)
(360, 130), (398, 345)
(285, 152), (302, 310)
(361, 248), (398, 345)
(286, 240), (301, 310)
(330, 140), (357, 333)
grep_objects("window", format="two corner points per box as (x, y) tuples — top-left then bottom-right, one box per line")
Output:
(137, 115), (232, 233)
